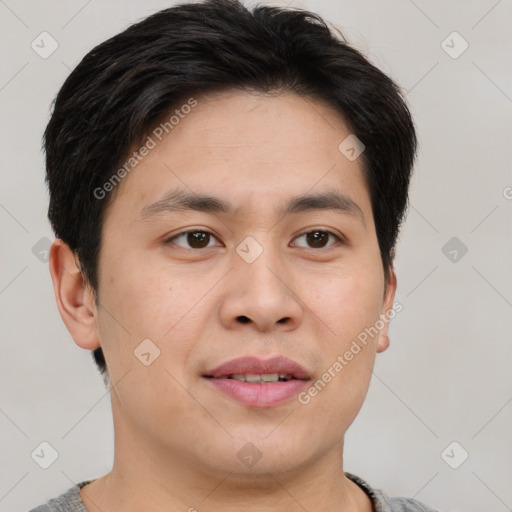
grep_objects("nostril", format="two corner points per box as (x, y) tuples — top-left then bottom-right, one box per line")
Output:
(277, 317), (289, 324)
(237, 316), (250, 323)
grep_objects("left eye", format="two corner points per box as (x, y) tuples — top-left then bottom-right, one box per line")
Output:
(293, 230), (341, 249)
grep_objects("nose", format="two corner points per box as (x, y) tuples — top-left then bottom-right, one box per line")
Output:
(218, 246), (304, 333)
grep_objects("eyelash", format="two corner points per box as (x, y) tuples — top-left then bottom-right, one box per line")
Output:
(164, 228), (344, 250)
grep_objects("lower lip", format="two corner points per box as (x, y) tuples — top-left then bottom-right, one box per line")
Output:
(204, 377), (309, 407)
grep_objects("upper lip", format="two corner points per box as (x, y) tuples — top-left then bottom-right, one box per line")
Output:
(204, 355), (311, 380)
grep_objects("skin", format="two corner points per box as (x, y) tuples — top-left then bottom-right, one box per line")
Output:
(50, 89), (397, 512)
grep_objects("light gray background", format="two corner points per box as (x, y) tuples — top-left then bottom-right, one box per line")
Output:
(1, 1), (511, 511)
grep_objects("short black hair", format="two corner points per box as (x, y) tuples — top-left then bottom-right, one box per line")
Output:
(44, 0), (417, 380)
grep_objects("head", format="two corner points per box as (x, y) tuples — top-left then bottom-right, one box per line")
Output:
(46, 0), (416, 477)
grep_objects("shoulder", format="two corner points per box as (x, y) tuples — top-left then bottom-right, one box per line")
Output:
(384, 496), (440, 512)
(28, 481), (92, 512)
(345, 472), (440, 512)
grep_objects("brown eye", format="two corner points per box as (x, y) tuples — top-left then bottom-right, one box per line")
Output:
(166, 230), (221, 249)
(186, 231), (210, 248)
(307, 231), (329, 248)
(293, 230), (340, 249)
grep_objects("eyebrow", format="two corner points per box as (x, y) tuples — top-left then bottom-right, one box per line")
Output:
(136, 187), (365, 227)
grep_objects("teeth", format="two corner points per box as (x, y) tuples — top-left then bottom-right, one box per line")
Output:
(228, 373), (293, 383)
(247, 373), (269, 383)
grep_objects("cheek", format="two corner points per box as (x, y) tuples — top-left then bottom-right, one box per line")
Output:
(98, 254), (230, 390)
(298, 278), (382, 430)
(97, 265), (203, 424)
(299, 262), (384, 423)
(310, 265), (384, 344)
(100, 255), (207, 337)
(110, 358), (196, 445)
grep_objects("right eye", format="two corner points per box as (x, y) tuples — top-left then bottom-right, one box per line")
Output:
(164, 229), (223, 250)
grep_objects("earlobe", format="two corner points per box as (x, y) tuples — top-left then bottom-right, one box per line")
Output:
(48, 238), (101, 350)
(376, 267), (397, 354)
(376, 332), (390, 353)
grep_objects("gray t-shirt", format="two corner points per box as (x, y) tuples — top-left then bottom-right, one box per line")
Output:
(29, 473), (439, 512)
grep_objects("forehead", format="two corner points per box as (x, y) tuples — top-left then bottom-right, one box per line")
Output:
(104, 89), (372, 225)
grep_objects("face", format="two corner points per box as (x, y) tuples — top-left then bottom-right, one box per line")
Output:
(69, 90), (396, 477)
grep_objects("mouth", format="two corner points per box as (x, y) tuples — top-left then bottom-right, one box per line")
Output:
(202, 355), (311, 407)
(203, 355), (311, 380)
(203, 373), (300, 383)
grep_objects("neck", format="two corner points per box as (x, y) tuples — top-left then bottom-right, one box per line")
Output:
(80, 399), (372, 512)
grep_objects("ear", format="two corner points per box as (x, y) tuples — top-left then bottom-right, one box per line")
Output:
(376, 267), (397, 354)
(48, 238), (101, 350)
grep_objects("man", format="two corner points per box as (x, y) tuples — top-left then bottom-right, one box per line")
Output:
(32, 0), (438, 510)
